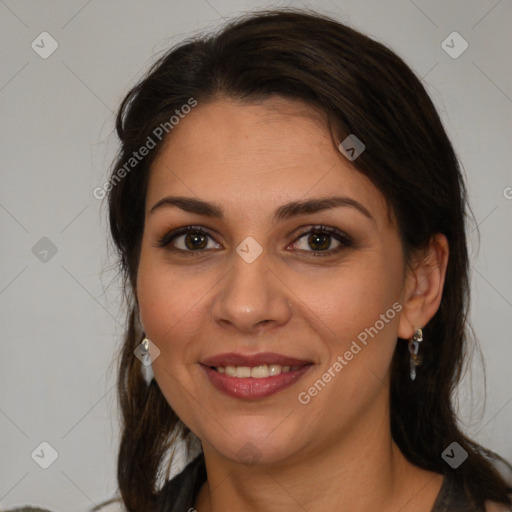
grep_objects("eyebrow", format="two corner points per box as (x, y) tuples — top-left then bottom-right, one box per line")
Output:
(149, 195), (373, 223)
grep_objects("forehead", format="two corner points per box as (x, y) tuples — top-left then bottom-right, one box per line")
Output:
(147, 98), (388, 224)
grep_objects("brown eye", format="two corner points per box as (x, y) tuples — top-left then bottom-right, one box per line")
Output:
(307, 231), (332, 251)
(291, 226), (353, 256)
(183, 232), (208, 250)
(157, 226), (221, 254)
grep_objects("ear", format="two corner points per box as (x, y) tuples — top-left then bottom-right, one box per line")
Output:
(397, 233), (449, 340)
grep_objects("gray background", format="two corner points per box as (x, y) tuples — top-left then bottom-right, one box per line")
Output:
(1, 0), (511, 510)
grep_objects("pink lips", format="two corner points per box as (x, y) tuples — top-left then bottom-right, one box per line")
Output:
(200, 352), (313, 400)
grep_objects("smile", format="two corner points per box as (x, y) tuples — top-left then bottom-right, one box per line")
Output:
(214, 364), (304, 378)
(200, 352), (313, 400)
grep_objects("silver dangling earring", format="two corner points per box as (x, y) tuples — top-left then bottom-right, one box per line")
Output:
(138, 337), (155, 385)
(408, 328), (423, 381)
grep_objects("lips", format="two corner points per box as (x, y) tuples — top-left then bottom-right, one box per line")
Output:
(200, 352), (313, 400)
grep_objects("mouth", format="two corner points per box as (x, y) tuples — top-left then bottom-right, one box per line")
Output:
(199, 352), (313, 400)
(211, 363), (305, 378)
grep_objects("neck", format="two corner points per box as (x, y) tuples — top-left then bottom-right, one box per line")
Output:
(194, 391), (443, 512)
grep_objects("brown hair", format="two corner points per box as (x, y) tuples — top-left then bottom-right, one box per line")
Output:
(106, 8), (512, 511)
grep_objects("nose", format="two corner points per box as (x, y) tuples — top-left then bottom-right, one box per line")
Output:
(211, 248), (292, 335)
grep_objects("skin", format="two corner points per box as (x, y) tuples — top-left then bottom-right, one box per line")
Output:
(136, 97), (450, 512)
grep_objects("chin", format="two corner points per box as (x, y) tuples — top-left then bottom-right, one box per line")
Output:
(200, 421), (305, 467)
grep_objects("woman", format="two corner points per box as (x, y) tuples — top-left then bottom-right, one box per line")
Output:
(106, 8), (511, 512)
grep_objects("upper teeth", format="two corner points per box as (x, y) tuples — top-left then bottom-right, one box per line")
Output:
(216, 364), (301, 378)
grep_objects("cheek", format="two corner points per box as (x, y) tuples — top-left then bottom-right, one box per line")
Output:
(136, 254), (205, 416)
(293, 260), (403, 420)
(296, 258), (402, 341)
(300, 254), (404, 395)
(136, 250), (218, 367)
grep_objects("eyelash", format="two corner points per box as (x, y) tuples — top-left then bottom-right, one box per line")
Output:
(156, 225), (353, 258)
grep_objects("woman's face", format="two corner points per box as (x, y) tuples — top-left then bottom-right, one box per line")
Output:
(137, 97), (410, 465)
